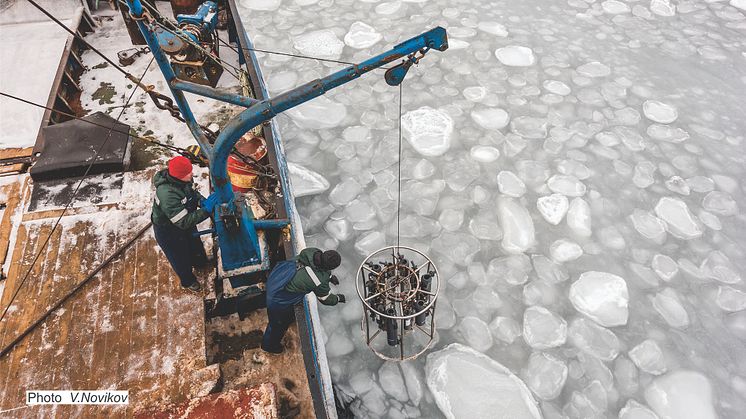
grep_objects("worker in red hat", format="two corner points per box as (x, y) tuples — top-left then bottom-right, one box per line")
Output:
(151, 156), (219, 292)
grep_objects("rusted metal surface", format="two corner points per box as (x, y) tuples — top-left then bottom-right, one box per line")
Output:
(134, 384), (279, 419)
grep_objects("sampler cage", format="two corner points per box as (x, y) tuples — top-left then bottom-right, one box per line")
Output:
(356, 246), (440, 361)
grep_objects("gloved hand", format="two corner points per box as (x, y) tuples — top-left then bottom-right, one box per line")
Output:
(329, 275), (339, 286)
(337, 294), (346, 304)
(200, 192), (220, 213)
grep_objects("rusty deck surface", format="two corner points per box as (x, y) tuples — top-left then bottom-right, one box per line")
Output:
(0, 171), (213, 418)
(135, 384), (279, 419)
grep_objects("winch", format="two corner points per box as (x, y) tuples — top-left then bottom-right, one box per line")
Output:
(153, 1), (222, 86)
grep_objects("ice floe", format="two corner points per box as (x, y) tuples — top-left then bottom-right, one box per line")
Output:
(497, 197), (536, 254)
(570, 271), (629, 327)
(401, 107), (454, 157)
(288, 163), (330, 197)
(654, 197), (702, 240)
(644, 371), (717, 419)
(642, 100), (678, 123)
(292, 29), (345, 60)
(547, 175), (587, 197)
(549, 239), (583, 263)
(344, 22), (382, 49)
(426, 344), (541, 419)
(523, 306), (568, 349)
(495, 46), (536, 67)
(497, 171), (527, 197)
(537, 194), (569, 225)
(525, 352), (568, 401)
(629, 339), (667, 375)
(471, 107), (510, 130)
(651, 288), (690, 328)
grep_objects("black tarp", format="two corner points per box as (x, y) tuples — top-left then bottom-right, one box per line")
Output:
(30, 112), (131, 181)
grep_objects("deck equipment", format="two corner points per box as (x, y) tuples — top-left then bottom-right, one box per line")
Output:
(124, 0), (449, 274)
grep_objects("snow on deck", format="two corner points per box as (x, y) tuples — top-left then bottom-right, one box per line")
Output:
(0, 19), (73, 148)
(0, 170), (214, 418)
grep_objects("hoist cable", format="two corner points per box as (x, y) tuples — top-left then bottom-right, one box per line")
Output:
(218, 36), (394, 70)
(0, 56), (155, 325)
(396, 83), (403, 249)
(1, 92), (182, 154)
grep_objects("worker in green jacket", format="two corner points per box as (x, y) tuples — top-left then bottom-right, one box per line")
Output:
(151, 156), (219, 292)
(262, 247), (345, 353)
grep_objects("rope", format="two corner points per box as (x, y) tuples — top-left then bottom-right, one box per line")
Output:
(396, 83), (403, 249)
(220, 37), (394, 70)
(0, 92), (182, 153)
(0, 92), (276, 178)
(0, 56), (155, 324)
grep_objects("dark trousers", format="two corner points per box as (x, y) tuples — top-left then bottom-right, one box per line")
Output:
(262, 304), (296, 352)
(153, 222), (207, 287)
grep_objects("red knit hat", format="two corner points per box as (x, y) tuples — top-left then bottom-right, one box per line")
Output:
(168, 156), (192, 179)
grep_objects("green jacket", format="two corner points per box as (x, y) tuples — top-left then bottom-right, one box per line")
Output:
(285, 247), (340, 306)
(151, 169), (209, 229)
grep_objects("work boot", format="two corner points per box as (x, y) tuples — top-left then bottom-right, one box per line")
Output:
(185, 282), (202, 293)
(261, 343), (284, 354)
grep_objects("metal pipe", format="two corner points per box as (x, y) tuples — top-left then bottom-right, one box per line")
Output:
(252, 219), (290, 229)
(126, 0), (213, 156)
(171, 79), (258, 107)
(210, 26), (448, 205)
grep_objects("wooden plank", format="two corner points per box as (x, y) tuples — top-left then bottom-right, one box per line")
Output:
(0, 223), (42, 410)
(84, 229), (119, 419)
(21, 203), (121, 223)
(0, 223), (29, 411)
(0, 148), (33, 161)
(88, 229), (119, 385)
(68, 221), (100, 385)
(116, 232), (139, 418)
(12, 223), (59, 418)
(46, 222), (87, 392)
(0, 164), (26, 176)
(36, 222), (82, 418)
(126, 237), (161, 411)
(89, 230), (128, 419)
(0, 181), (21, 270)
(155, 235), (176, 402)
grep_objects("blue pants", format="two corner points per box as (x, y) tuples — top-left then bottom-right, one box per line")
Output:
(153, 222), (207, 287)
(262, 303), (297, 352)
(262, 260), (306, 352)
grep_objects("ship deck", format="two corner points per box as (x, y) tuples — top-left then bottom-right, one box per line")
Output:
(0, 171), (215, 417)
(0, 4), (316, 418)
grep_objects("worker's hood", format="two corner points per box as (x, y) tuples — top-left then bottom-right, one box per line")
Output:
(296, 247), (319, 268)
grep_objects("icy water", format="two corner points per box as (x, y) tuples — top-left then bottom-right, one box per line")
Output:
(237, 1), (746, 418)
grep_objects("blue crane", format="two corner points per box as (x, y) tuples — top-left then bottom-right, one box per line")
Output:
(125, 0), (448, 272)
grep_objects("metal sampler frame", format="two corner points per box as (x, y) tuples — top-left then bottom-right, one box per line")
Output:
(356, 246), (440, 361)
